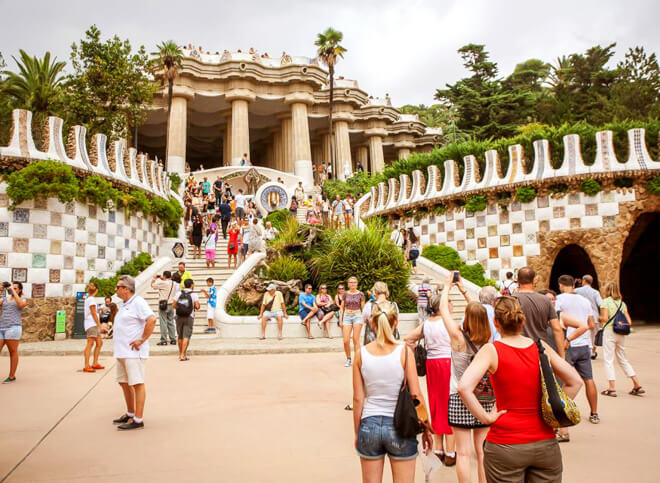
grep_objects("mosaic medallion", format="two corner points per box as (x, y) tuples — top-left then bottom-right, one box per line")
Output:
(109, 211), (116, 223)
(77, 216), (86, 230)
(0, 222), (8, 237)
(64, 256), (73, 269)
(13, 238), (29, 253)
(32, 283), (45, 298)
(32, 253), (47, 268)
(12, 268), (27, 283)
(12, 208), (29, 223)
(49, 269), (61, 283)
(65, 227), (74, 242)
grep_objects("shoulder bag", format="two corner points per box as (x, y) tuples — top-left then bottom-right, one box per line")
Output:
(594, 301), (623, 346)
(536, 340), (581, 428)
(394, 346), (433, 438)
(159, 282), (174, 311)
(464, 333), (495, 402)
(414, 325), (427, 377)
(612, 302), (630, 336)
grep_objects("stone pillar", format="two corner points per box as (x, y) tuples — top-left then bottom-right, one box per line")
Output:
(322, 133), (332, 177)
(271, 128), (283, 172)
(335, 120), (352, 180)
(368, 135), (385, 173)
(166, 95), (188, 173)
(280, 116), (293, 173)
(230, 99), (250, 165)
(290, 102), (314, 187)
(223, 116), (232, 166)
(356, 145), (369, 172)
(397, 147), (411, 159)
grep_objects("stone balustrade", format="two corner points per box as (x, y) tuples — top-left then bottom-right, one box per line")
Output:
(364, 129), (660, 217)
(0, 109), (172, 198)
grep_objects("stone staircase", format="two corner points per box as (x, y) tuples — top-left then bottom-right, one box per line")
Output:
(142, 236), (235, 338)
(409, 271), (469, 322)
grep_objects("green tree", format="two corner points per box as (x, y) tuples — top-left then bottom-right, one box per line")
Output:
(150, 41), (183, 168)
(315, 28), (347, 173)
(65, 25), (156, 140)
(610, 46), (660, 120)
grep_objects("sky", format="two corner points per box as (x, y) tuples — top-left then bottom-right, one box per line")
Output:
(1, 0), (659, 106)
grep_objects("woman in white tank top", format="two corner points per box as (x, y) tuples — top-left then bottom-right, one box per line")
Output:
(353, 300), (432, 482)
(405, 293), (456, 465)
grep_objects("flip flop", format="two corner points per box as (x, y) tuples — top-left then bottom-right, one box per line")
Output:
(601, 389), (617, 397)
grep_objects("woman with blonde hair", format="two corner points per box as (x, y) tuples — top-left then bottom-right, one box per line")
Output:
(440, 273), (494, 482)
(353, 301), (432, 482)
(599, 281), (644, 397)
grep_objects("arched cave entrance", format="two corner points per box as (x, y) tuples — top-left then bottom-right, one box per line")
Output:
(549, 244), (599, 293)
(620, 212), (660, 323)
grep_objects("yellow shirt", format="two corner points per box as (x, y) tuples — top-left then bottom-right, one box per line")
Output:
(262, 291), (284, 311)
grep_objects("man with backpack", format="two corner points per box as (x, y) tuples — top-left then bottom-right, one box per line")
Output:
(500, 271), (518, 295)
(172, 278), (199, 361)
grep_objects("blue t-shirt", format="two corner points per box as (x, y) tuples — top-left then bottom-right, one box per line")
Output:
(202, 181), (211, 194)
(207, 286), (217, 308)
(299, 293), (315, 313)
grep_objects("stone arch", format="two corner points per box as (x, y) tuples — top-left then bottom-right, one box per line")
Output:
(549, 244), (598, 292)
(620, 212), (660, 322)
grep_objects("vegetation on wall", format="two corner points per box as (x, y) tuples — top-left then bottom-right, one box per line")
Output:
(264, 255), (308, 283)
(647, 175), (660, 195)
(422, 244), (495, 287)
(515, 186), (537, 203)
(580, 177), (602, 196)
(6, 160), (183, 236)
(263, 209), (293, 231)
(90, 253), (153, 297)
(465, 194), (487, 213)
(548, 183), (568, 197)
(168, 172), (182, 193)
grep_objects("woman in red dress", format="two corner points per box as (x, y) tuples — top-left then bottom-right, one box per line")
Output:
(227, 222), (240, 269)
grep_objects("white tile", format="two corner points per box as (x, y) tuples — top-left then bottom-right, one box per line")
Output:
(0, 268), (11, 281)
(466, 239), (477, 250)
(581, 216), (603, 229)
(31, 210), (50, 224)
(512, 256), (528, 268)
(598, 203), (619, 217)
(522, 221), (539, 234)
(45, 284), (63, 297)
(48, 226), (64, 240)
(48, 198), (65, 212)
(499, 224), (512, 235)
(487, 236), (498, 247)
(488, 259), (502, 270)
(74, 258), (86, 270)
(28, 268), (48, 284)
(499, 246), (513, 258)
(61, 214), (76, 229)
(30, 239), (49, 252)
(510, 211), (525, 223)
(550, 218), (569, 231)
(536, 207), (552, 220)
(565, 205), (584, 218)
(8, 253), (31, 267)
(511, 234), (526, 246)
(525, 244), (540, 257)
(476, 248), (489, 260)
(9, 223), (32, 238)
(0, 239), (12, 252)
(47, 254), (64, 268)
(61, 269), (74, 284)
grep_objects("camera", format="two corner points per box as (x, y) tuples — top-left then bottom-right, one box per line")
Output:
(2, 281), (10, 288)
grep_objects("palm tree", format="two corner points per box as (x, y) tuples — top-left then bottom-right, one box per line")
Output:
(151, 41), (183, 170)
(315, 28), (347, 176)
(2, 50), (65, 113)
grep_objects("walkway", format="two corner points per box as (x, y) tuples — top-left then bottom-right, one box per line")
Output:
(2, 327), (659, 482)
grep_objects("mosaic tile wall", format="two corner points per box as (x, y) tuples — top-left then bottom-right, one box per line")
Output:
(0, 194), (163, 298)
(401, 190), (635, 282)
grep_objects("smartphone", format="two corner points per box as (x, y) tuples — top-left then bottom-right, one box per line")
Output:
(452, 271), (460, 283)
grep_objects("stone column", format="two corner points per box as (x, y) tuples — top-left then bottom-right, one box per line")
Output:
(322, 133), (332, 176)
(356, 145), (369, 172)
(230, 99), (250, 165)
(290, 102), (314, 187)
(271, 127), (283, 172)
(166, 94), (188, 173)
(280, 116), (293, 173)
(397, 147), (411, 159)
(335, 120), (352, 180)
(368, 135), (385, 173)
(223, 116), (232, 166)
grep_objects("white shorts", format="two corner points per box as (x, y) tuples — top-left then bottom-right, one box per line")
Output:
(207, 305), (216, 321)
(116, 358), (147, 386)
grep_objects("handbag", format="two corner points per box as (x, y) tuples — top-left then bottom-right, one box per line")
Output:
(536, 340), (581, 428)
(159, 281), (174, 311)
(394, 346), (433, 438)
(228, 242), (236, 251)
(414, 327), (427, 377)
(464, 333), (495, 402)
(595, 302), (623, 346)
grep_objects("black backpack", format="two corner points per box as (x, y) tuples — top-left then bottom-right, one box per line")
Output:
(176, 291), (194, 317)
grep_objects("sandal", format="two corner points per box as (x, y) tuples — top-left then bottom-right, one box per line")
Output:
(344, 404), (353, 411)
(601, 389), (617, 397)
(630, 387), (645, 396)
(259, 336), (266, 340)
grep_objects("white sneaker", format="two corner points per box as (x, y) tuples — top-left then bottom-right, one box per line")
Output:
(344, 358), (352, 367)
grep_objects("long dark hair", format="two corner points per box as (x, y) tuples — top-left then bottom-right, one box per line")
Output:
(407, 228), (418, 244)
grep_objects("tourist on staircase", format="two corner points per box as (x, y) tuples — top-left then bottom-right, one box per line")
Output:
(227, 221), (241, 269)
(218, 197), (232, 239)
(173, 279), (199, 361)
(239, 218), (251, 265)
(343, 193), (353, 228)
(405, 228), (420, 275)
(235, 189), (246, 220)
(177, 262), (192, 289)
(247, 218), (264, 255)
(204, 230), (217, 268)
(190, 214), (204, 259)
(152, 271), (177, 346)
(331, 194), (344, 229)
(294, 182), (305, 203)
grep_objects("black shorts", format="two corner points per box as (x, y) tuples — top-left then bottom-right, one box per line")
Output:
(567, 345), (593, 380)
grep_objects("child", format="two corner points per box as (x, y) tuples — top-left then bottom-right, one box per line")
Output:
(200, 277), (217, 334)
(203, 229), (216, 268)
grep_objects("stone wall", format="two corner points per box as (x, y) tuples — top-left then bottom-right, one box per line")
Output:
(20, 297), (75, 342)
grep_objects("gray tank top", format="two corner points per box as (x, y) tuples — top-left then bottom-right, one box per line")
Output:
(0, 297), (25, 329)
(450, 338), (478, 394)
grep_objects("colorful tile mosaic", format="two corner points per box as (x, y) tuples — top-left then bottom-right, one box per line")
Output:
(32, 253), (47, 268)
(13, 208), (29, 223)
(13, 238), (29, 253)
(33, 224), (47, 238)
(12, 268), (27, 283)
(49, 269), (61, 283)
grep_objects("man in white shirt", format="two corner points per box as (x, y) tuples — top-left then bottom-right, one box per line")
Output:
(500, 272), (518, 295)
(235, 189), (246, 220)
(111, 275), (157, 431)
(556, 274), (599, 425)
(575, 274), (603, 359)
(173, 278), (200, 362)
(264, 221), (279, 241)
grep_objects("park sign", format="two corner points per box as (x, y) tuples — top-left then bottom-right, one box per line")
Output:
(172, 242), (185, 258)
(56, 310), (66, 333)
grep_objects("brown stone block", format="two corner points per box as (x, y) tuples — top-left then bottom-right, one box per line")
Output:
(489, 247), (499, 259)
(513, 245), (524, 257)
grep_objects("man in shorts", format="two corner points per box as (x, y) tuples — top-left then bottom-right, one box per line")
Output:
(259, 284), (288, 340)
(111, 275), (157, 431)
(173, 278), (200, 361)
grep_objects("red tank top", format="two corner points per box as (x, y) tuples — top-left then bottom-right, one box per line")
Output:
(486, 341), (555, 445)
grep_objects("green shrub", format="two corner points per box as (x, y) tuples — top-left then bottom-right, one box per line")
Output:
(613, 177), (633, 188)
(151, 196), (184, 238)
(648, 176), (660, 195)
(422, 245), (462, 271)
(459, 263), (488, 287)
(429, 204), (446, 215)
(226, 294), (260, 315)
(264, 209), (292, 231)
(580, 178), (601, 196)
(309, 221), (410, 305)
(168, 172), (182, 193)
(129, 189), (151, 215)
(264, 255), (308, 282)
(515, 186), (537, 203)
(465, 194), (487, 213)
(269, 216), (305, 252)
(78, 175), (118, 209)
(6, 160), (78, 207)
(90, 252), (153, 297)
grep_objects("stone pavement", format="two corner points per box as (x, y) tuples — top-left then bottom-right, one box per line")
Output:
(1, 327), (659, 482)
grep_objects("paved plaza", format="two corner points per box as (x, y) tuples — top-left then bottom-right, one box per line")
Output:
(2, 326), (659, 483)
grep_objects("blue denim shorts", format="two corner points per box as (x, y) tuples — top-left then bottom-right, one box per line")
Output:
(0, 326), (22, 340)
(357, 416), (418, 460)
(342, 312), (363, 326)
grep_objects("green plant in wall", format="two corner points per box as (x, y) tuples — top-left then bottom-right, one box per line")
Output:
(497, 191), (511, 211)
(465, 194), (487, 213)
(168, 171), (182, 193)
(6, 160), (78, 208)
(422, 245), (462, 271)
(264, 209), (292, 231)
(580, 177), (601, 196)
(429, 203), (446, 215)
(515, 186), (537, 203)
(90, 252), (153, 297)
(78, 175), (118, 209)
(264, 255), (308, 282)
(647, 175), (660, 195)
(226, 294), (260, 316)
(548, 183), (568, 197)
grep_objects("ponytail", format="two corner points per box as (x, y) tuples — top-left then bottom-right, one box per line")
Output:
(375, 312), (397, 347)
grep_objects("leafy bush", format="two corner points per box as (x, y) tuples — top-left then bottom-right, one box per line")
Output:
(78, 175), (117, 209)
(6, 160), (78, 207)
(308, 221), (410, 305)
(226, 294), (260, 316)
(465, 194), (487, 213)
(422, 245), (462, 271)
(269, 216), (305, 253)
(151, 196), (184, 238)
(648, 176), (660, 195)
(459, 262), (488, 287)
(264, 255), (308, 282)
(515, 186), (537, 203)
(322, 171), (384, 200)
(429, 204), (446, 215)
(168, 172), (182, 193)
(580, 178), (601, 196)
(264, 209), (292, 231)
(90, 252), (153, 297)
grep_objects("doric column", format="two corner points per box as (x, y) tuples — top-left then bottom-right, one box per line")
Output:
(356, 145), (368, 172)
(290, 102), (313, 187)
(322, 133), (332, 176)
(280, 116), (293, 173)
(335, 120), (352, 180)
(270, 127), (283, 172)
(166, 87), (194, 173)
(397, 147), (411, 159)
(223, 115), (232, 167)
(230, 99), (250, 165)
(368, 135), (385, 173)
